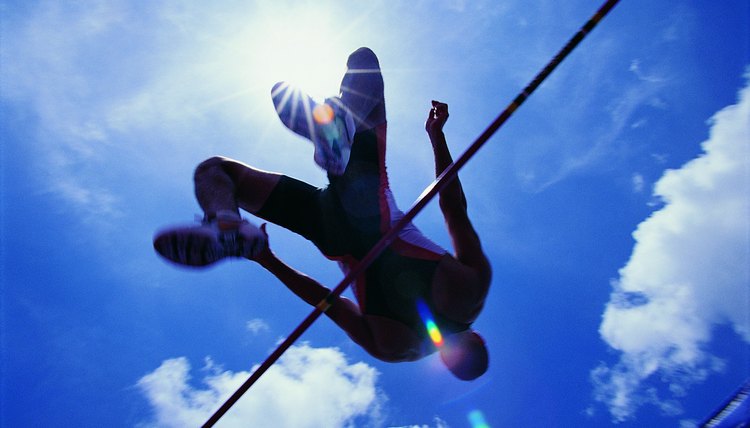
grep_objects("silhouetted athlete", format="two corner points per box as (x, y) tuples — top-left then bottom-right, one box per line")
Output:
(154, 48), (492, 380)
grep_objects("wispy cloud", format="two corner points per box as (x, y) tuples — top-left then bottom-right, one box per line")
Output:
(245, 318), (270, 335)
(0, 1), (301, 223)
(1, 2), (136, 221)
(591, 74), (750, 422)
(391, 419), (449, 428)
(512, 45), (669, 193)
(629, 59), (667, 84)
(631, 173), (646, 194)
(508, 5), (697, 194)
(137, 344), (384, 428)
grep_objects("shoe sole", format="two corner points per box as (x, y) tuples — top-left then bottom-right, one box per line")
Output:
(272, 82), (347, 174)
(153, 228), (222, 267)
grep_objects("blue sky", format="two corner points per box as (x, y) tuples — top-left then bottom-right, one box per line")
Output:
(1, 0), (748, 427)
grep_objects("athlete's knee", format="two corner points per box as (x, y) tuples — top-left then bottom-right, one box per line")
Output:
(194, 156), (230, 181)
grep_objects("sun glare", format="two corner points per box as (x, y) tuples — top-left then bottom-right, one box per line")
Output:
(243, 5), (348, 100)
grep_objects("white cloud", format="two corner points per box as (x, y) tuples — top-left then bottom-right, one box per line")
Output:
(631, 173), (645, 194)
(245, 318), (270, 335)
(592, 75), (750, 422)
(629, 59), (667, 84)
(391, 418), (449, 428)
(137, 344), (384, 428)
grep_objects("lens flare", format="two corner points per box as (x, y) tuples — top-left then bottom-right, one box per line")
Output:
(312, 103), (334, 125)
(468, 410), (490, 428)
(417, 299), (444, 347)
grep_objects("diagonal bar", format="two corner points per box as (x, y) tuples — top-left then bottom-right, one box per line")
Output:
(203, 0), (620, 425)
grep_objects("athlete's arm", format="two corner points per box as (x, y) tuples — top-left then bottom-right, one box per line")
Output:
(426, 101), (491, 278)
(250, 226), (411, 360)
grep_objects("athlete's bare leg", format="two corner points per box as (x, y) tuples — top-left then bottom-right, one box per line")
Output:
(153, 156), (277, 266)
(194, 156), (282, 219)
(338, 47), (386, 131)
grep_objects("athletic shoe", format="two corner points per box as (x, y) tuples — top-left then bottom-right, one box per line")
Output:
(153, 214), (266, 267)
(271, 82), (355, 175)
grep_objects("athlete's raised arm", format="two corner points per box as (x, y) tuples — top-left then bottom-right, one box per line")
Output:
(426, 101), (490, 278)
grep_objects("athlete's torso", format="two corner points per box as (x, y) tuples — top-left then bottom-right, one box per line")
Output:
(328, 124), (471, 341)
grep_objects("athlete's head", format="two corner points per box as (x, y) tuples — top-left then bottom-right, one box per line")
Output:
(439, 330), (488, 381)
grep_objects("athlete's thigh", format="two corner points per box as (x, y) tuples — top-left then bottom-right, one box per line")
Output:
(220, 158), (283, 214)
(253, 174), (329, 247)
(224, 158), (351, 256)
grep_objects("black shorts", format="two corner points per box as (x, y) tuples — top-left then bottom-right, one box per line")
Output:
(256, 126), (397, 260)
(255, 174), (357, 258)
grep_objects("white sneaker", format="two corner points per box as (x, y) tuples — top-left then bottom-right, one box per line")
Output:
(153, 213), (266, 267)
(272, 82), (355, 175)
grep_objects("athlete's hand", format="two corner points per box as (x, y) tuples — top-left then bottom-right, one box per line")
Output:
(425, 100), (449, 138)
(249, 223), (272, 262)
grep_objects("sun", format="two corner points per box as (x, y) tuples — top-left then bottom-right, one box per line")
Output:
(240, 4), (350, 101)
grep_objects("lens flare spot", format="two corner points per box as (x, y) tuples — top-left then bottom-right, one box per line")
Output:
(427, 320), (444, 347)
(468, 410), (490, 428)
(313, 103), (334, 125)
(417, 300), (444, 347)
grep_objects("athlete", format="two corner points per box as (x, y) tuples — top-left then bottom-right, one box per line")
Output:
(154, 47), (492, 380)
